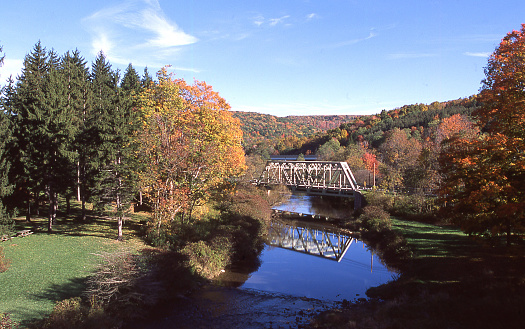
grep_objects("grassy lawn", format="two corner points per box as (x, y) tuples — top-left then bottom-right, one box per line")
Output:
(313, 216), (525, 328)
(0, 203), (149, 326)
(390, 218), (525, 282)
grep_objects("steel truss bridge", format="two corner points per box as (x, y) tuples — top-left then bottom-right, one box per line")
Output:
(268, 220), (355, 262)
(258, 161), (360, 197)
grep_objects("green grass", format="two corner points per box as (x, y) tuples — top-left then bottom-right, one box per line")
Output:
(389, 218), (525, 282)
(0, 203), (149, 326)
(314, 216), (525, 329)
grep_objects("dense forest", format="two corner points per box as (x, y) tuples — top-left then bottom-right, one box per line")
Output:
(243, 96), (480, 191)
(0, 41), (244, 242)
(233, 111), (357, 148)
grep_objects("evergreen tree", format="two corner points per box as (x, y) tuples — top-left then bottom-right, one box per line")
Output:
(12, 42), (78, 231)
(90, 54), (139, 240)
(0, 46), (15, 237)
(61, 50), (91, 218)
(141, 67), (153, 88)
(121, 63), (141, 93)
(12, 41), (50, 222)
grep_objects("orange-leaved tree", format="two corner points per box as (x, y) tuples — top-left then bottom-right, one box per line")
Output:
(138, 68), (245, 242)
(439, 25), (525, 245)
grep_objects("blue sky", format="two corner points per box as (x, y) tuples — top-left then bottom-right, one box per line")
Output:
(1, 0), (524, 116)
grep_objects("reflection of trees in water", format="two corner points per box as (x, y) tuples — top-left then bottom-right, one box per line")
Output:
(309, 195), (353, 219)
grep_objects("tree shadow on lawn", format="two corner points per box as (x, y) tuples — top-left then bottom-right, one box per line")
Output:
(15, 214), (146, 241)
(5, 277), (88, 328)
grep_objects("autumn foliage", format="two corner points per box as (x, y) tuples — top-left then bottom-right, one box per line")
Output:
(439, 24), (525, 244)
(138, 68), (245, 242)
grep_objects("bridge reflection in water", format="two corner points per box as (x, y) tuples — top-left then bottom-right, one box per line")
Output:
(268, 220), (356, 263)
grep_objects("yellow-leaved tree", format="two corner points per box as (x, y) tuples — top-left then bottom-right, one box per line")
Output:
(137, 67), (245, 243)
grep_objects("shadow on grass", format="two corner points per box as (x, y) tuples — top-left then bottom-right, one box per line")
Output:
(3, 277), (89, 328)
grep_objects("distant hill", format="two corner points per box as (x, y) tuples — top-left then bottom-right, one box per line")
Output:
(232, 112), (358, 147)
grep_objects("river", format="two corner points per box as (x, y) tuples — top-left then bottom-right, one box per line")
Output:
(128, 194), (396, 328)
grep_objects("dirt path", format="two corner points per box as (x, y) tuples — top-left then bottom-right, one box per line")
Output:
(125, 284), (338, 329)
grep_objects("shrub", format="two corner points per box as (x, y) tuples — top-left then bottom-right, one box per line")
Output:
(0, 246), (9, 273)
(39, 297), (121, 329)
(182, 236), (233, 279)
(364, 190), (394, 211)
(357, 206), (392, 233)
(84, 251), (158, 319)
(0, 312), (19, 329)
(0, 204), (14, 239)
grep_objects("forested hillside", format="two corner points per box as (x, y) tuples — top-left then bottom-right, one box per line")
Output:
(233, 111), (357, 147)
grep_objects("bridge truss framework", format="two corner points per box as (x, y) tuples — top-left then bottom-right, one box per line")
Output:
(258, 161), (360, 197)
(268, 220), (355, 262)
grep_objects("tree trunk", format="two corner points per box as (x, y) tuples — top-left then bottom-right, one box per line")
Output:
(52, 192), (58, 225)
(506, 220), (511, 246)
(66, 196), (71, 216)
(47, 185), (54, 232)
(81, 188), (86, 221)
(117, 216), (123, 241)
(77, 160), (81, 202)
(25, 194), (32, 222)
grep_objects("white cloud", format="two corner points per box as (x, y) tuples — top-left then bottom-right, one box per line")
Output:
(0, 57), (23, 83)
(269, 15), (290, 27)
(82, 0), (197, 67)
(253, 15), (264, 27)
(464, 52), (491, 58)
(306, 13), (318, 20)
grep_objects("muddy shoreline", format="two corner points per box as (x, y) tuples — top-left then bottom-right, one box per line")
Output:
(124, 283), (340, 329)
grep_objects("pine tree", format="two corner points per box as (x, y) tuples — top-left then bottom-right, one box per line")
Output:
(12, 42), (78, 231)
(61, 50), (91, 217)
(121, 64), (141, 93)
(0, 46), (15, 237)
(141, 67), (153, 88)
(12, 41), (50, 222)
(90, 54), (139, 240)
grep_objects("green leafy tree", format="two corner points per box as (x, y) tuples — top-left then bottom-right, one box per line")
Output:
(379, 128), (422, 191)
(316, 138), (344, 161)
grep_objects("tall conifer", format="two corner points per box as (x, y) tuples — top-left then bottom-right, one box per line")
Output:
(61, 50), (91, 217)
(90, 54), (139, 240)
(12, 41), (50, 222)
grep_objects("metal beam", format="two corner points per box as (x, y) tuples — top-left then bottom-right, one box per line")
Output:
(268, 220), (355, 262)
(258, 161), (360, 197)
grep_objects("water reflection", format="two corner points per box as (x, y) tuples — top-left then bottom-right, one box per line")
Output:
(217, 217), (395, 301)
(268, 219), (354, 262)
(273, 193), (353, 220)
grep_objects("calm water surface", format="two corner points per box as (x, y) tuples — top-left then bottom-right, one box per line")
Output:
(218, 194), (396, 302)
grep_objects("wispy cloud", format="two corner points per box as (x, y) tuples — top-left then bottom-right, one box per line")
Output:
(269, 15), (290, 26)
(330, 30), (377, 48)
(82, 0), (197, 67)
(253, 14), (291, 27)
(464, 51), (491, 58)
(306, 13), (318, 21)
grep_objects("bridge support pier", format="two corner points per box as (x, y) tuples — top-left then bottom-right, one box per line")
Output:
(354, 192), (364, 210)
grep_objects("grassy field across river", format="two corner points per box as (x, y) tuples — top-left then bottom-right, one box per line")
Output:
(313, 215), (525, 329)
